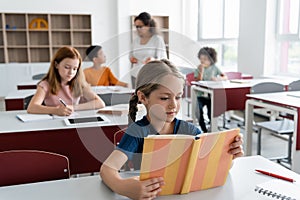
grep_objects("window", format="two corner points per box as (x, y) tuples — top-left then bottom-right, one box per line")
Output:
(276, 0), (300, 76)
(198, 0), (240, 71)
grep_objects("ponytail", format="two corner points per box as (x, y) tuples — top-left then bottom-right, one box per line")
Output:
(128, 94), (139, 125)
(149, 19), (157, 35)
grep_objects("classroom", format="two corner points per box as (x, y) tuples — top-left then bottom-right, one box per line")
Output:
(0, 0), (300, 199)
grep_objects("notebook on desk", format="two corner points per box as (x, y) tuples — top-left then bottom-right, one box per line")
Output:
(255, 179), (300, 200)
(17, 112), (79, 122)
(140, 128), (239, 195)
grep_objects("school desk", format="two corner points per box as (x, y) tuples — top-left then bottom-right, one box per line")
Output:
(191, 78), (293, 132)
(0, 107), (191, 175)
(5, 86), (134, 110)
(245, 91), (300, 173)
(0, 156), (299, 200)
(0, 109), (128, 174)
(17, 80), (39, 90)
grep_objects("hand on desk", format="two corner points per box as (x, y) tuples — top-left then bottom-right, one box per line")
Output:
(124, 176), (165, 200)
(229, 134), (244, 159)
(55, 104), (74, 116)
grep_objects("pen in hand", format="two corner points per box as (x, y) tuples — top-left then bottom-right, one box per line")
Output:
(255, 169), (296, 183)
(58, 97), (67, 107)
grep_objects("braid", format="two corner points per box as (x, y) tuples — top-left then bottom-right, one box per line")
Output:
(128, 94), (139, 125)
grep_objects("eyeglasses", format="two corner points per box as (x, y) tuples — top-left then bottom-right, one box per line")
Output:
(135, 25), (144, 29)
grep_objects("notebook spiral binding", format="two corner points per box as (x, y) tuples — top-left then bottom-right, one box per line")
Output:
(254, 186), (296, 200)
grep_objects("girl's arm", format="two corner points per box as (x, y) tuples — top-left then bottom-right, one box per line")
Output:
(27, 86), (72, 116)
(195, 65), (204, 81)
(100, 150), (165, 200)
(74, 87), (105, 110)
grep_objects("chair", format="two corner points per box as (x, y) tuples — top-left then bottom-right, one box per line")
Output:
(224, 72), (242, 80)
(288, 79), (300, 91)
(251, 82), (293, 167)
(0, 150), (70, 187)
(32, 73), (46, 80)
(222, 72), (243, 128)
(184, 72), (195, 117)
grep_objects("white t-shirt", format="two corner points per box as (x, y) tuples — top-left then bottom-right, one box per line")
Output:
(130, 34), (167, 77)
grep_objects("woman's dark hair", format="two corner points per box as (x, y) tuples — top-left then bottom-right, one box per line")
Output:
(134, 12), (157, 35)
(197, 47), (217, 65)
(86, 45), (102, 61)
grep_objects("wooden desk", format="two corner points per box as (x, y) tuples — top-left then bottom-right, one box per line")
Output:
(17, 80), (39, 90)
(0, 156), (299, 200)
(245, 91), (300, 173)
(0, 108), (191, 175)
(5, 90), (36, 111)
(0, 110), (129, 175)
(5, 86), (134, 110)
(191, 79), (292, 132)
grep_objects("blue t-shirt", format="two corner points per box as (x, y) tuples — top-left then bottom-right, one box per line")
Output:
(117, 116), (201, 161)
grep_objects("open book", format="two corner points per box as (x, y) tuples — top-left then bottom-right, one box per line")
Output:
(140, 128), (239, 195)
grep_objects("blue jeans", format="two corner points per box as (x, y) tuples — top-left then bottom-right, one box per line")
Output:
(197, 96), (211, 133)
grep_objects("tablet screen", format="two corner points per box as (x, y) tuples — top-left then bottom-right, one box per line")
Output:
(67, 116), (104, 124)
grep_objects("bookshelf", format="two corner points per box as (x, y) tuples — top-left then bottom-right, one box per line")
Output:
(130, 15), (169, 58)
(0, 13), (92, 63)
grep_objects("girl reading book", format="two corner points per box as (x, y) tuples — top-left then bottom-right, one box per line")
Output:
(100, 59), (243, 200)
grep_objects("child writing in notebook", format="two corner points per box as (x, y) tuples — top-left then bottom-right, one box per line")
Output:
(194, 47), (227, 132)
(84, 45), (128, 87)
(27, 46), (105, 116)
(100, 59), (243, 200)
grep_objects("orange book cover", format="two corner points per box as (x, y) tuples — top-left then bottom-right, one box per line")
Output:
(139, 128), (239, 195)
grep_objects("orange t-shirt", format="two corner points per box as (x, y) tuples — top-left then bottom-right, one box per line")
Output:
(83, 66), (119, 86)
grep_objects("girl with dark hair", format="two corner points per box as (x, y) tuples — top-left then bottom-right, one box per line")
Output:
(129, 12), (167, 88)
(194, 47), (227, 132)
(100, 59), (243, 200)
(27, 46), (105, 116)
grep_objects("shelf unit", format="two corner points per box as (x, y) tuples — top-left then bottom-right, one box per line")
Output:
(0, 13), (92, 63)
(130, 15), (169, 58)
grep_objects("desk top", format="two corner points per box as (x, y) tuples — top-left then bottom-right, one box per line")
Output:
(0, 156), (299, 200)
(0, 105), (192, 134)
(0, 110), (128, 133)
(6, 86), (134, 100)
(247, 91), (300, 108)
(192, 78), (293, 90)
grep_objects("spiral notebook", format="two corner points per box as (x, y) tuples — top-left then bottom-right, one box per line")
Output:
(255, 180), (300, 200)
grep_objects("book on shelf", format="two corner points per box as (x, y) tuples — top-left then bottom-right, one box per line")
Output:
(140, 128), (239, 195)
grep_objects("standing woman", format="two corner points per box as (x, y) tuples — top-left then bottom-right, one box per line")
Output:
(130, 12), (167, 88)
(27, 46), (105, 116)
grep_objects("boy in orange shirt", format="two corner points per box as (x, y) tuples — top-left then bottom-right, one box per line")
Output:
(84, 45), (128, 87)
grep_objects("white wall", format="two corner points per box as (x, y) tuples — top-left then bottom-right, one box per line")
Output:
(0, 0), (199, 96)
(238, 0), (267, 78)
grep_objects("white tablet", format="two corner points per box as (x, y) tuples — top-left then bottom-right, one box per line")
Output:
(64, 115), (110, 126)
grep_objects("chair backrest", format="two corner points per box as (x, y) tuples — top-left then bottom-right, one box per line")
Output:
(32, 73), (46, 80)
(0, 150), (70, 187)
(288, 80), (300, 91)
(114, 128), (127, 146)
(186, 72), (195, 86)
(250, 82), (286, 94)
(225, 72), (242, 80)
